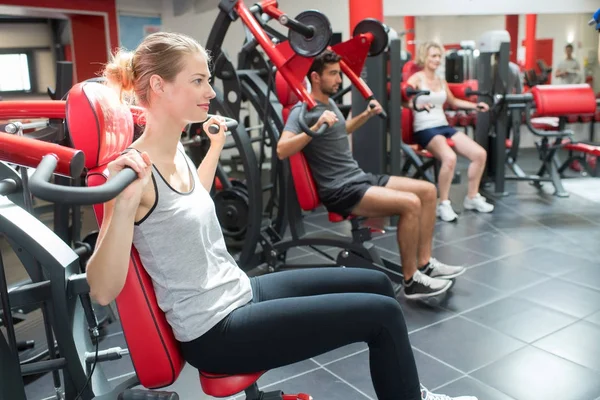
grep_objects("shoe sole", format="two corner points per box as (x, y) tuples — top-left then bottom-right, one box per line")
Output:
(436, 211), (458, 222)
(463, 205), (494, 213)
(429, 267), (466, 280)
(404, 281), (452, 299)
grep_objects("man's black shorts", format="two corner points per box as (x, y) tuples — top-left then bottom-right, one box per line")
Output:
(322, 173), (390, 218)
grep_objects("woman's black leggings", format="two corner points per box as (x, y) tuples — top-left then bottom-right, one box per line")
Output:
(181, 268), (421, 400)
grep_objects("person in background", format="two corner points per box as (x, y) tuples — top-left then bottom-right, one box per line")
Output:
(406, 41), (494, 223)
(555, 44), (581, 84)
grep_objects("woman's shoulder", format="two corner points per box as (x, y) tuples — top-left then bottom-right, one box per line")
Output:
(407, 71), (423, 85)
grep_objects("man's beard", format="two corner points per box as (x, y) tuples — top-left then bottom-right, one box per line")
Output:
(321, 85), (339, 96)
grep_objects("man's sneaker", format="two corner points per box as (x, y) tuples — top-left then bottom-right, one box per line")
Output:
(421, 257), (466, 279)
(463, 193), (494, 213)
(421, 384), (478, 400)
(404, 270), (452, 299)
(437, 200), (458, 222)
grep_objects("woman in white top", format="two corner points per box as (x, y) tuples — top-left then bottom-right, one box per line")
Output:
(406, 41), (494, 222)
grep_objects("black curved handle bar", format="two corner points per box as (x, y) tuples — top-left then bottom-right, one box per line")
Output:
(298, 102), (329, 137)
(405, 87), (431, 113)
(29, 155), (138, 205)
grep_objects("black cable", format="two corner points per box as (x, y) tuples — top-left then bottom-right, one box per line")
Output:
(74, 332), (99, 400)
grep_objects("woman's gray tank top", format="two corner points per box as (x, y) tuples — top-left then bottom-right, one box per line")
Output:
(132, 144), (253, 342)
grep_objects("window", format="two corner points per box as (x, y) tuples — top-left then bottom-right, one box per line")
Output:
(0, 53), (32, 92)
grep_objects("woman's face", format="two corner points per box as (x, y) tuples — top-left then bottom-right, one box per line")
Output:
(157, 52), (216, 124)
(425, 46), (442, 71)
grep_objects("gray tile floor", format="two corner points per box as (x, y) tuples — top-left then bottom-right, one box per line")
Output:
(21, 153), (600, 399)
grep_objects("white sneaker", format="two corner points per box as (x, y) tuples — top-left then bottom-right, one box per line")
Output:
(463, 193), (494, 213)
(436, 200), (458, 222)
(421, 384), (478, 400)
(422, 257), (466, 279)
(404, 270), (452, 299)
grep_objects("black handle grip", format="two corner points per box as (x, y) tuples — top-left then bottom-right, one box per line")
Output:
(412, 92), (432, 113)
(298, 103), (329, 137)
(205, 115), (239, 134)
(29, 155), (138, 205)
(464, 88), (495, 103)
(369, 102), (388, 120)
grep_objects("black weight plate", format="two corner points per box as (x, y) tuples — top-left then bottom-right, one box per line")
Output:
(353, 18), (389, 57)
(214, 188), (249, 240)
(230, 179), (248, 191)
(288, 10), (332, 57)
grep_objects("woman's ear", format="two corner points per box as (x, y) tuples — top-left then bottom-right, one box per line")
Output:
(149, 74), (164, 95)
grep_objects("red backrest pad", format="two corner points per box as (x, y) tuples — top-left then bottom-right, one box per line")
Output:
(531, 84), (597, 117)
(447, 79), (479, 101)
(275, 72), (321, 211)
(402, 61), (422, 82)
(401, 108), (415, 145)
(65, 82), (184, 389)
(66, 82), (134, 170)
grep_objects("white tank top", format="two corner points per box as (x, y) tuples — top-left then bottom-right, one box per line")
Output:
(132, 143), (253, 342)
(412, 76), (450, 132)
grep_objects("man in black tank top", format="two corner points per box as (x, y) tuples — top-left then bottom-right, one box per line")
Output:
(278, 50), (467, 300)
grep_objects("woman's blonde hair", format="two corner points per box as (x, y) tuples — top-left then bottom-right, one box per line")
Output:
(103, 32), (209, 106)
(415, 41), (444, 67)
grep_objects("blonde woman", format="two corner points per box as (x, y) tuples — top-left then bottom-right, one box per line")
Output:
(406, 41), (494, 222)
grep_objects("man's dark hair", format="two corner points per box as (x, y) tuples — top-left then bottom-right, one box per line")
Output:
(565, 43), (574, 50)
(307, 49), (342, 83)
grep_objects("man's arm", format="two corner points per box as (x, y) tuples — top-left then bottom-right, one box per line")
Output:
(276, 107), (337, 160)
(345, 100), (382, 134)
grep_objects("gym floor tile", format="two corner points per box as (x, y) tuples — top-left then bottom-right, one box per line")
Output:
(471, 346), (600, 400)
(513, 279), (600, 319)
(254, 358), (320, 388)
(586, 311), (600, 326)
(396, 296), (456, 332)
(281, 251), (336, 267)
(432, 213), (490, 243)
(463, 258), (549, 291)
(321, 351), (376, 399)
(429, 277), (504, 314)
(430, 242), (493, 268)
(453, 231), (530, 259)
(409, 317), (525, 373)
(284, 246), (311, 260)
(434, 376), (516, 400)
(498, 246), (587, 277)
(325, 347), (464, 398)
(496, 226), (560, 248)
(559, 264), (600, 291)
(312, 342), (367, 365)
(462, 297), (577, 343)
(24, 373), (59, 400)
(533, 320), (600, 373)
(411, 348), (465, 390)
(257, 367), (372, 400)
